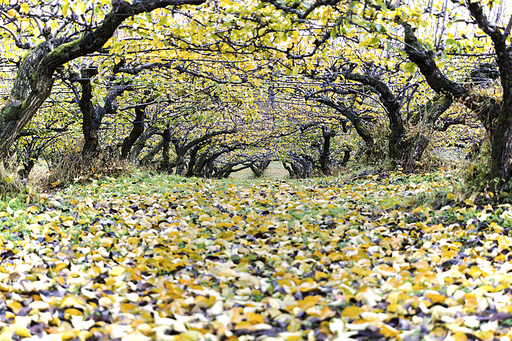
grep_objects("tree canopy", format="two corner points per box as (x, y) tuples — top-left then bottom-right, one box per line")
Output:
(0, 0), (509, 185)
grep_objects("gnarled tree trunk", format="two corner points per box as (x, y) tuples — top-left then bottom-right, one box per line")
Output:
(121, 105), (146, 159)
(250, 160), (270, 177)
(78, 69), (132, 160)
(0, 43), (53, 159)
(319, 127), (335, 176)
(78, 68), (100, 159)
(159, 127), (172, 172)
(402, 9), (512, 186)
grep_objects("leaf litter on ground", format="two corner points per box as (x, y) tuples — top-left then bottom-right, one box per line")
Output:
(0, 170), (510, 341)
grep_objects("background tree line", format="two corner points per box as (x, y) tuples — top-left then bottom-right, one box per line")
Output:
(0, 0), (508, 188)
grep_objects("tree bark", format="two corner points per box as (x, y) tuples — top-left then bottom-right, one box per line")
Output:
(341, 149), (350, 166)
(250, 160), (270, 177)
(176, 129), (236, 160)
(215, 163), (251, 179)
(408, 96), (453, 164)
(319, 127), (334, 176)
(342, 72), (407, 162)
(282, 161), (296, 178)
(160, 128), (172, 172)
(131, 128), (158, 160)
(169, 129), (236, 174)
(78, 69), (132, 159)
(121, 105), (146, 159)
(18, 158), (35, 179)
(0, 42), (53, 160)
(139, 139), (164, 166)
(466, 3), (512, 183)
(185, 146), (200, 177)
(78, 69), (100, 159)
(313, 97), (374, 150)
(194, 147), (237, 178)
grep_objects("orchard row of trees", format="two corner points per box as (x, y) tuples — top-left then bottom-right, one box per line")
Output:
(0, 0), (509, 185)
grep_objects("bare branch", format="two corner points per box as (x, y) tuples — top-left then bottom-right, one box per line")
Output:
(260, 0), (343, 20)
(0, 24), (31, 49)
(504, 13), (512, 41)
